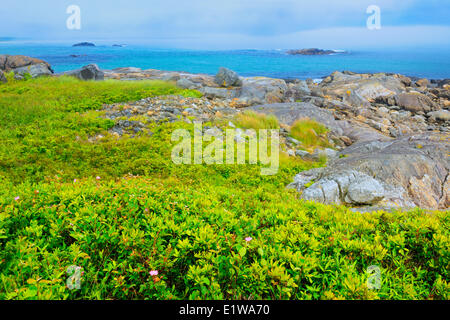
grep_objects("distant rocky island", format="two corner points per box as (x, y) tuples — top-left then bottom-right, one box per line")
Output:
(72, 42), (96, 47)
(287, 48), (345, 56)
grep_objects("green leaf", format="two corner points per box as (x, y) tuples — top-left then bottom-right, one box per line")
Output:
(238, 247), (247, 258)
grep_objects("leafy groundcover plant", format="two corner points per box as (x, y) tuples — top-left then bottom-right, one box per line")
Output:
(0, 77), (448, 300)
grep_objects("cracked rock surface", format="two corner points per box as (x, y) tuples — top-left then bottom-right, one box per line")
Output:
(288, 133), (449, 211)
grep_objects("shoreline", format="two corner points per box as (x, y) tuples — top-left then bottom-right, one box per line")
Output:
(54, 67), (450, 83)
(1, 43), (449, 80)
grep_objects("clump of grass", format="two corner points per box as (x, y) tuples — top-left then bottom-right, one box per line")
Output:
(290, 118), (331, 150)
(235, 111), (280, 130)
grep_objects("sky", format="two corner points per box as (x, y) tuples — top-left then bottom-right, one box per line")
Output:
(0, 0), (449, 49)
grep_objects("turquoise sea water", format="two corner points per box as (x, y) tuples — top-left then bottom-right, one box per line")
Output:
(1, 42), (449, 80)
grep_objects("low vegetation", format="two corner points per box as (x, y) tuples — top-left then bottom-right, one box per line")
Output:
(235, 111), (280, 130)
(0, 77), (448, 300)
(290, 118), (331, 150)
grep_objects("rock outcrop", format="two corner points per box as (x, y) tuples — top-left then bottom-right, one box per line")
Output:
(233, 70), (449, 211)
(244, 102), (390, 144)
(395, 92), (438, 113)
(65, 64), (104, 81)
(287, 49), (342, 56)
(215, 67), (242, 87)
(239, 77), (288, 105)
(98, 66), (449, 211)
(13, 63), (54, 78)
(288, 133), (449, 210)
(73, 42), (95, 47)
(0, 55), (53, 78)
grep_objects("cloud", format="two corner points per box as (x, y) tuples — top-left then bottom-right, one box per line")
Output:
(0, 0), (449, 49)
(119, 25), (450, 50)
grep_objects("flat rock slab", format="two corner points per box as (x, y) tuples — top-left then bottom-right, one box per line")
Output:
(245, 102), (336, 127)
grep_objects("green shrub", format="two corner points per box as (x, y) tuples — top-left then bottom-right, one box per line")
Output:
(0, 178), (448, 300)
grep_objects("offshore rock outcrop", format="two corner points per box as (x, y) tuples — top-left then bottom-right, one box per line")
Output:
(287, 48), (343, 56)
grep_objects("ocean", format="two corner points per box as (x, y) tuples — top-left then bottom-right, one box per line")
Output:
(1, 42), (449, 80)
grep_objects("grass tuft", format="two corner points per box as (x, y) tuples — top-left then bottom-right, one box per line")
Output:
(290, 118), (331, 150)
(235, 111), (280, 130)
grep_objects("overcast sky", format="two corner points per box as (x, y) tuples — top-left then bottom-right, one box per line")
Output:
(1, 0), (449, 49)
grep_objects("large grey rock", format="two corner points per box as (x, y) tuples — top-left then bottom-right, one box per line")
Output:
(13, 63), (53, 78)
(320, 71), (405, 109)
(238, 77), (288, 105)
(0, 55), (53, 79)
(334, 120), (391, 143)
(0, 55), (53, 73)
(290, 169), (386, 206)
(344, 176), (385, 205)
(395, 92), (437, 113)
(215, 67), (242, 87)
(302, 178), (341, 204)
(200, 86), (239, 99)
(354, 81), (397, 102)
(289, 133), (449, 210)
(65, 64), (104, 81)
(285, 80), (311, 101)
(176, 78), (199, 90)
(307, 171), (385, 205)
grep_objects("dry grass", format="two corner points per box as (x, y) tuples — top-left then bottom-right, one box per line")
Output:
(235, 111), (280, 130)
(290, 118), (331, 150)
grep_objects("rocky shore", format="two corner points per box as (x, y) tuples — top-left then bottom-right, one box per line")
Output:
(1, 55), (448, 211)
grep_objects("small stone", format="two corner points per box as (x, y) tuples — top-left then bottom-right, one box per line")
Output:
(287, 137), (300, 145)
(415, 78), (429, 88)
(427, 110), (450, 122)
(295, 150), (310, 158)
